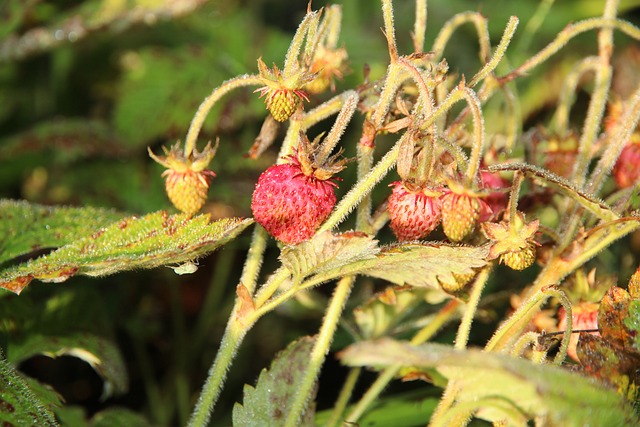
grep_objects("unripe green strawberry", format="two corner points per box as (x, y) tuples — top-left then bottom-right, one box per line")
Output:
(387, 182), (443, 241)
(148, 141), (218, 215)
(441, 191), (480, 242)
(482, 211), (540, 271)
(499, 244), (537, 270)
(255, 58), (313, 122)
(164, 169), (216, 215)
(612, 132), (640, 189)
(439, 271), (476, 293)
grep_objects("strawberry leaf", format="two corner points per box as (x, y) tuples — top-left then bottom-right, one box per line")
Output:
(0, 200), (126, 265)
(0, 354), (60, 427)
(0, 211), (252, 294)
(232, 336), (317, 426)
(280, 231), (379, 284)
(340, 338), (639, 426)
(358, 243), (489, 289)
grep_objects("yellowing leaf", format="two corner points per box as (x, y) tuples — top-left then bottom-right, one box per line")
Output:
(340, 339), (639, 426)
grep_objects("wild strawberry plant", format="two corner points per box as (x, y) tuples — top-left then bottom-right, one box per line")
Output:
(1, 0), (640, 426)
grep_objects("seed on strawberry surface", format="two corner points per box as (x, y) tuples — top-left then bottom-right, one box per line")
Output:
(387, 181), (443, 241)
(499, 244), (537, 270)
(251, 133), (348, 244)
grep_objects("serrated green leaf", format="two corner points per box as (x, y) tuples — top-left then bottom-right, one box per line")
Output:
(340, 339), (639, 426)
(233, 336), (317, 427)
(0, 212), (252, 294)
(0, 355), (60, 427)
(359, 243), (489, 289)
(488, 163), (619, 222)
(0, 200), (126, 266)
(280, 231), (379, 284)
(7, 333), (128, 398)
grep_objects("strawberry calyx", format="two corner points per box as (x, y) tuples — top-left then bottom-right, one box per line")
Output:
(255, 57), (315, 122)
(482, 211), (540, 269)
(287, 132), (350, 184)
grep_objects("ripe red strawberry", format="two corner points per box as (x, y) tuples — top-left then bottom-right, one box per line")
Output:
(612, 132), (640, 189)
(251, 134), (347, 244)
(387, 182), (443, 241)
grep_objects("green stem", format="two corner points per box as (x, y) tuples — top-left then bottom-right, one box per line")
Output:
(284, 276), (356, 427)
(284, 10), (319, 75)
(587, 87), (640, 194)
(468, 16), (519, 88)
(570, 0), (618, 190)
(514, 0), (555, 55)
(552, 56), (600, 135)
(324, 367), (362, 427)
(510, 331), (541, 359)
(381, 0), (398, 61)
(184, 75), (262, 157)
(461, 86), (485, 185)
(432, 12), (490, 64)
(499, 17), (640, 84)
(413, 0), (427, 53)
(317, 90), (359, 164)
(454, 267), (491, 349)
(187, 319), (248, 427)
(187, 226), (269, 425)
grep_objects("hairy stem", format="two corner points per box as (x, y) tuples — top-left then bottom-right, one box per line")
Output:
(284, 276), (356, 427)
(455, 267), (491, 349)
(184, 75), (262, 157)
(413, 0), (427, 53)
(324, 367), (362, 427)
(469, 16), (519, 88)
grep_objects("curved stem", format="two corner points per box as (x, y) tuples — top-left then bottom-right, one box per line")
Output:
(184, 75), (262, 157)
(284, 276), (356, 427)
(432, 12), (490, 64)
(570, 0), (618, 190)
(317, 90), (359, 164)
(552, 56), (600, 135)
(461, 86), (485, 185)
(454, 267), (491, 349)
(499, 17), (640, 85)
(284, 10), (319, 75)
(381, 0), (398, 61)
(510, 331), (541, 359)
(468, 16), (519, 88)
(413, 0), (427, 53)
(324, 367), (361, 427)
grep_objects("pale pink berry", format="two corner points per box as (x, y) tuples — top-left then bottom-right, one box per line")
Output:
(388, 182), (443, 241)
